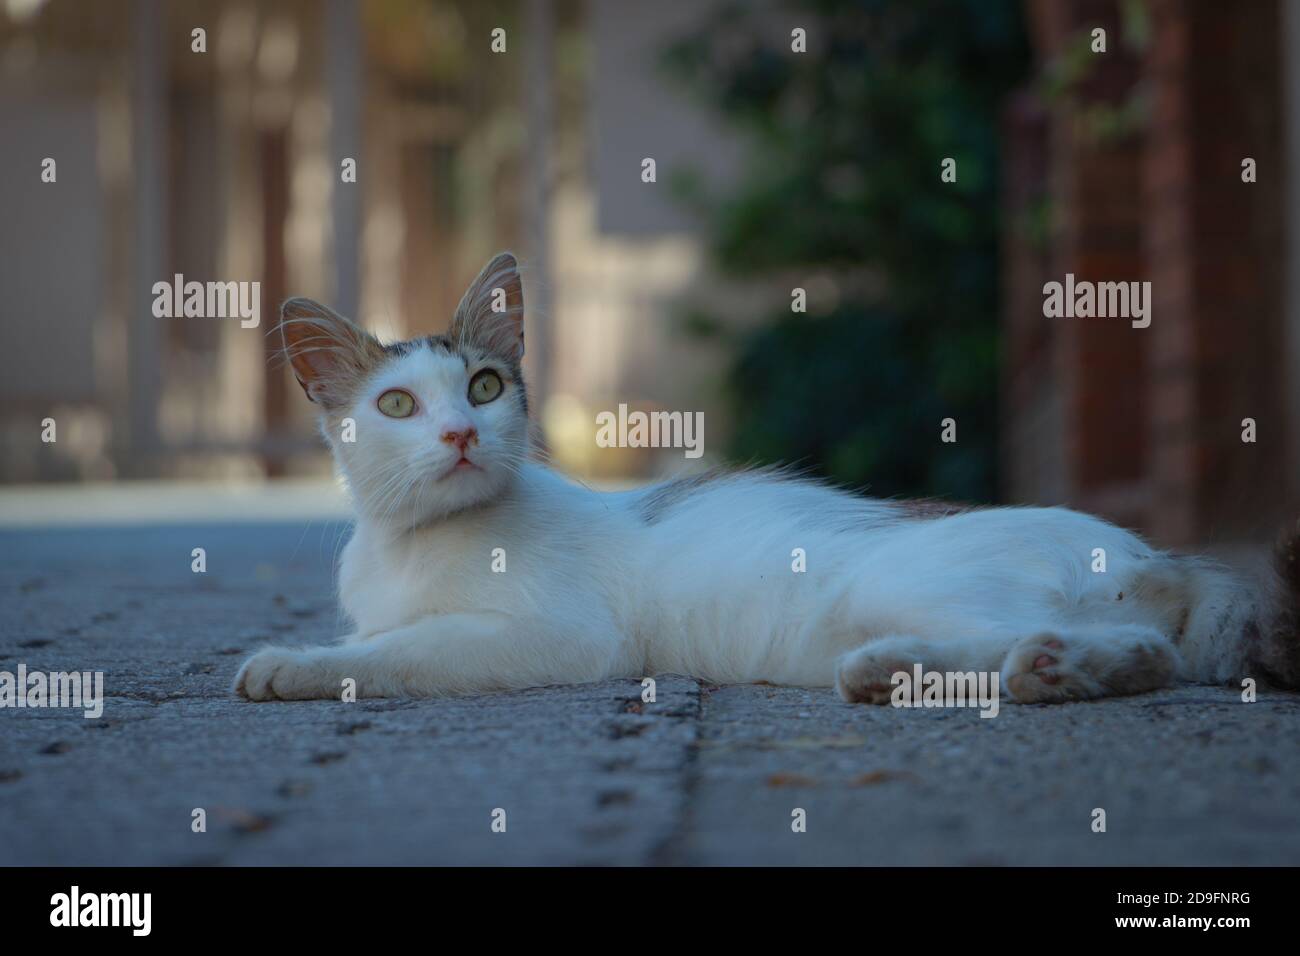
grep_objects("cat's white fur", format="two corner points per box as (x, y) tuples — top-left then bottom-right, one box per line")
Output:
(237, 254), (1291, 705)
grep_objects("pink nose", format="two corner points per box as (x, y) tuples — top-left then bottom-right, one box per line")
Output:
(441, 427), (478, 452)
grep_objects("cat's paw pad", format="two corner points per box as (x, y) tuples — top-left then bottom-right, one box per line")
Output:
(235, 648), (321, 701)
(1002, 633), (1094, 703)
(835, 647), (919, 705)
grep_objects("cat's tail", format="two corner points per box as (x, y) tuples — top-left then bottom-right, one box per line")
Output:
(1168, 525), (1300, 690)
(1246, 519), (1300, 688)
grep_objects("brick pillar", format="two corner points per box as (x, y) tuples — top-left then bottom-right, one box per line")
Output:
(1017, 0), (1149, 527)
(1144, 0), (1286, 546)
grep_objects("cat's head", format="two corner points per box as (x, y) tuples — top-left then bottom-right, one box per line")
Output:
(280, 252), (530, 529)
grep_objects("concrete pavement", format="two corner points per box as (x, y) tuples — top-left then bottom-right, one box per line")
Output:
(2, 494), (1298, 865)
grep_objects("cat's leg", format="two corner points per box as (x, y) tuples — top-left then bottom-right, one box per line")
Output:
(235, 611), (625, 701)
(835, 632), (1015, 704)
(1000, 624), (1177, 703)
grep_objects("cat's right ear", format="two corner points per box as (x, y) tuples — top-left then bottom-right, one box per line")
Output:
(279, 297), (384, 407)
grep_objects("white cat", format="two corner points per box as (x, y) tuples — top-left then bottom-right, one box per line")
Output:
(236, 253), (1300, 705)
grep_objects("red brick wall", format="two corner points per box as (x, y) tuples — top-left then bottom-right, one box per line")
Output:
(1005, 0), (1149, 528)
(1003, 0), (1287, 547)
(1144, 0), (1286, 546)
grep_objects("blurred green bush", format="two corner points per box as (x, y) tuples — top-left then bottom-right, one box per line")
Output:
(665, 0), (1030, 502)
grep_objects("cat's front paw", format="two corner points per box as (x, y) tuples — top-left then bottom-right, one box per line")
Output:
(235, 648), (329, 701)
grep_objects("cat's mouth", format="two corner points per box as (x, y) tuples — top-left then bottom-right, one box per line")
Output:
(441, 455), (482, 479)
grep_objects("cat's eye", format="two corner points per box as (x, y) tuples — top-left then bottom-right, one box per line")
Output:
(468, 369), (504, 405)
(377, 389), (416, 418)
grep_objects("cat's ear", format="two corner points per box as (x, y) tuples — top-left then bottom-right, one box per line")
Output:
(450, 252), (524, 363)
(279, 297), (385, 407)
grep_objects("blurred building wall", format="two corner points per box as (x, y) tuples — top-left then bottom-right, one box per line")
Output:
(0, 0), (747, 485)
(0, 93), (103, 408)
(544, 0), (752, 478)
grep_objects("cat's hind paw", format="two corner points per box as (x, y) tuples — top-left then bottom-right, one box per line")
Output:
(835, 639), (927, 705)
(1001, 634), (1087, 703)
(1001, 628), (1175, 703)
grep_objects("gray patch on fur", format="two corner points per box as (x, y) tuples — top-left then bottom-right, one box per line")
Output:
(383, 335), (453, 358)
(895, 498), (971, 520)
(637, 469), (731, 525)
(636, 466), (908, 532)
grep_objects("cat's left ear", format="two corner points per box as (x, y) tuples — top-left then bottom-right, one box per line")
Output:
(450, 252), (524, 363)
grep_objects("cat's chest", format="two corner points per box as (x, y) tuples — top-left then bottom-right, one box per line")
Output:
(339, 526), (505, 634)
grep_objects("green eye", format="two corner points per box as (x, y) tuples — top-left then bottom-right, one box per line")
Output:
(377, 389), (416, 418)
(468, 369), (503, 405)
